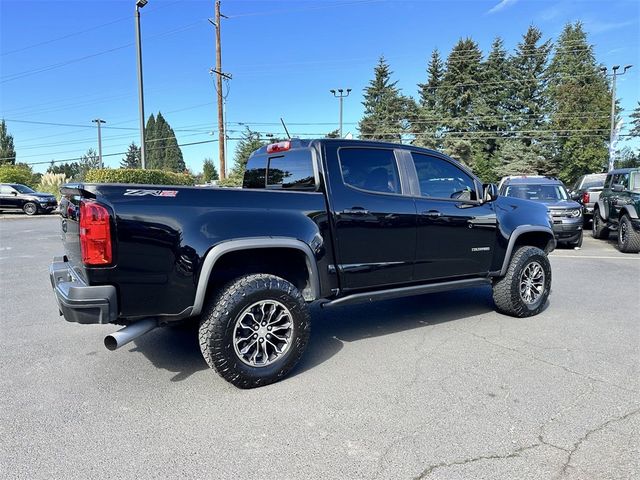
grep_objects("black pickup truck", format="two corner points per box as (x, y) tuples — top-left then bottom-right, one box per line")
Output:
(50, 139), (555, 388)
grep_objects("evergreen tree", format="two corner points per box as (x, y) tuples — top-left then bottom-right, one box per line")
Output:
(629, 101), (640, 138)
(359, 56), (409, 142)
(120, 142), (141, 169)
(413, 49), (445, 149)
(78, 148), (100, 180)
(0, 119), (16, 165)
(440, 38), (484, 166)
(202, 158), (219, 182)
(547, 22), (610, 182)
(47, 161), (81, 179)
(495, 139), (541, 177)
(325, 129), (340, 138)
(144, 112), (184, 171)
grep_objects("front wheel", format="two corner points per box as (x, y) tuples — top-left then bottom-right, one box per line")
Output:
(23, 202), (38, 216)
(592, 210), (609, 239)
(492, 246), (552, 318)
(618, 215), (640, 253)
(199, 273), (311, 388)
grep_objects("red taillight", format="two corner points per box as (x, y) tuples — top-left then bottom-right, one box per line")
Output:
(266, 141), (291, 153)
(79, 200), (112, 265)
(582, 192), (590, 204)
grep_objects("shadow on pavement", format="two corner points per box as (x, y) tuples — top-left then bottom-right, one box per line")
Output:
(128, 286), (495, 383)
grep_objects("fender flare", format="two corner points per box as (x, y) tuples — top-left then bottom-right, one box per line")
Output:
(621, 205), (638, 219)
(191, 237), (321, 316)
(595, 199), (608, 220)
(499, 225), (555, 276)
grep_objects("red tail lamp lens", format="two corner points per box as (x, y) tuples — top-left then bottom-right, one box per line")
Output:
(79, 200), (112, 265)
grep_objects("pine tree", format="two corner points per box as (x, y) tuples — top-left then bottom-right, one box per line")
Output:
(325, 129), (340, 138)
(547, 22), (610, 182)
(78, 148), (100, 180)
(629, 101), (640, 138)
(219, 128), (266, 186)
(120, 142), (141, 169)
(0, 119), (16, 165)
(145, 114), (158, 168)
(359, 56), (409, 142)
(440, 38), (484, 166)
(413, 49), (445, 149)
(47, 161), (81, 179)
(144, 112), (184, 171)
(202, 158), (218, 182)
(495, 139), (541, 177)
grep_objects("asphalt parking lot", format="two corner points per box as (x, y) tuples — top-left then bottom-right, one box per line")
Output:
(1, 215), (638, 480)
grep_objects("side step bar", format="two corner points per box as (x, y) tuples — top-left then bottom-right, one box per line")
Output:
(321, 277), (491, 308)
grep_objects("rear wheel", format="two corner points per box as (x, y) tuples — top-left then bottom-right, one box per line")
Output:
(492, 246), (551, 318)
(199, 273), (311, 388)
(592, 209), (609, 239)
(618, 215), (640, 253)
(22, 202), (38, 216)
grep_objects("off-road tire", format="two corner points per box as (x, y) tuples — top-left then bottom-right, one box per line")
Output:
(22, 202), (38, 216)
(617, 215), (640, 253)
(199, 274), (311, 389)
(492, 246), (551, 318)
(592, 209), (609, 239)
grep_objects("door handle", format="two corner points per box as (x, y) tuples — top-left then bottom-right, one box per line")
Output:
(421, 210), (442, 218)
(341, 207), (370, 215)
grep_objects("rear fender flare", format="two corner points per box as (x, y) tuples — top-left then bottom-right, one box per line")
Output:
(596, 199), (608, 220)
(499, 225), (555, 276)
(621, 205), (638, 219)
(191, 237), (320, 316)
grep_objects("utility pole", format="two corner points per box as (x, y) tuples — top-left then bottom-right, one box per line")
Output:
(135, 0), (148, 169)
(330, 88), (351, 138)
(602, 64), (632, 171)
(209, 1), (230, 180)
(92, 119), (106, 168)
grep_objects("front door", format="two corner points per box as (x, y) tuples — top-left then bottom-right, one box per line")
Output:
(325, 145), (417, 291)
(409, 152), (497, 280)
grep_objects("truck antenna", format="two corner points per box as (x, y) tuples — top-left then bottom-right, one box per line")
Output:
(280, 118), (291, 139)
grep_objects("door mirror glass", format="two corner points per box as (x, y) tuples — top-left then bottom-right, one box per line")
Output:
(612, 183), (624, 192)
(483, 183), (498, 202)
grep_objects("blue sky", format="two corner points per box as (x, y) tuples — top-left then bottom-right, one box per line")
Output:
(1, 0), (639, 174)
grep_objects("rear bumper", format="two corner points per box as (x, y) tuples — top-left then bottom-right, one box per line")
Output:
(49, 256), (117, 324)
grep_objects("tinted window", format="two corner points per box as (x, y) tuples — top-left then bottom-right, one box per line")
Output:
(631, 172), (640, 192)
(12, 184), (35, 194)
(504, 184), (568, 201)
(243, 155), (267, 189)
(411, 153), (477, 200)
(266, 150), (316, 190)
(616, 173), (630, 189)
(339, 148), (400, 194)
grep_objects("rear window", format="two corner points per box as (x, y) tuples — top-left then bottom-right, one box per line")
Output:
(243, 149), (316, 191)
(581, 174), (606, 190)
(504, 184), (568, 201)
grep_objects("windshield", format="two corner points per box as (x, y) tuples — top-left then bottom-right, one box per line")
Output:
(581, 174), (606, 190)
(12, 184), (36, 194)
(504, 184), (569, 201)
(631, 172), (640, 192)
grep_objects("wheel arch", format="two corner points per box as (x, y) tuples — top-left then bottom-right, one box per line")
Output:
(621, 205), (638, 219)
(498, 226), (555, 277)
(192, 238), (320, 316)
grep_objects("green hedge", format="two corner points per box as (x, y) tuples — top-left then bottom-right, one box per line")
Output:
(84, 169), (194, 186)
(0, 164), (35, 187)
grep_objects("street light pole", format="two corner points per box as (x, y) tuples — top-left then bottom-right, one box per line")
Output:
(135, 0), (148, 169)
(92, 119), (106, 168)
(602, 64), (632, 171)
(330, 88), (351, 138)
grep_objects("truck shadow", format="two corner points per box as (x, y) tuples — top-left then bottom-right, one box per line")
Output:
(129, 286), (495, 383)
(291, 286), (495, 378)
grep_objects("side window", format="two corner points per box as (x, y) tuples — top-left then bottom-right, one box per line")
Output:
(0, 185), (15, 194)
(266, 150), (316, 190)
(618, 173), (629, 189)
(411, 153), (477, 201)
(338, 148), (401, 194)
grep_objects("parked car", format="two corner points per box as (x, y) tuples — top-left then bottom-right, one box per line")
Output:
(499, 176), (583, 247)
(592, 168), (640, 253)
(50, 139), (555, 388)
(569, 173), (607, 225)
(0, 183), (58, 215)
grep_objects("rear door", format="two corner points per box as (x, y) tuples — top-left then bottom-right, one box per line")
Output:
(0, 185), (19, 209)
(323, 144), (417, 291)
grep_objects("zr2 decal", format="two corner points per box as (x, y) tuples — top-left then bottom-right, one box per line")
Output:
(123, 189), (179, 197)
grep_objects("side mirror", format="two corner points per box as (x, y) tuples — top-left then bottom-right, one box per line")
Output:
(11, 191), (18, 196)
(612, 183), (624, 192)
(483, 183), (499, 202)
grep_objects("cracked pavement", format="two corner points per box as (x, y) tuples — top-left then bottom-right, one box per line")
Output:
(1, 218), (639, 479)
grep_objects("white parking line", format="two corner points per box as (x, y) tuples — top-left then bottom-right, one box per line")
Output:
(551, 255), (640, 260)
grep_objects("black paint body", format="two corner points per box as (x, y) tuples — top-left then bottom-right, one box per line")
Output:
(57, 139), (553, 321)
